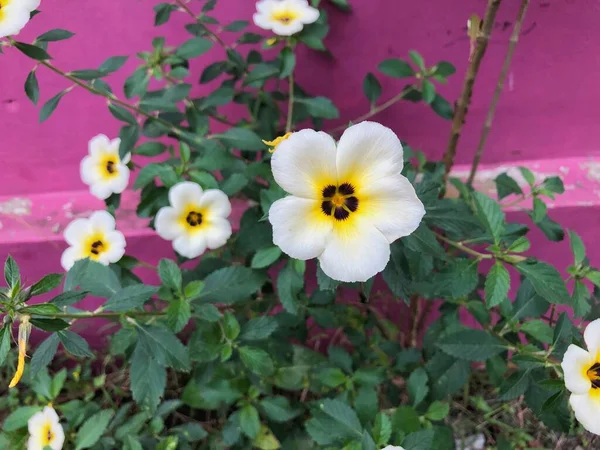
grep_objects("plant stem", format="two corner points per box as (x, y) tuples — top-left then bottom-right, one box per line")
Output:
(285, 70), (295, 133)
(434, 232), (493, 259)
(40, 310), (165, 319)
(328, 86), (416, 134)
(173, 0), (231, 51)
(441, 0), (503, 183)
(467, 0), (530, 185)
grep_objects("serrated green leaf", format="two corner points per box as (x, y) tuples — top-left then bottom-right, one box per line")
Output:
(29, 334), (59, 378)
(240, 405), (260, 439)
(30, 273), (63, 296)
(473, 191), (505, 243)
(515, 261), (569, 304)
(104, 285), (158, 312)
(407, 368), (428, 407)
(0, 326), (11, 366)
(215, 127), (265, 151)
(58, 331), (93, 358)
(239, 346), (274, 376)
(495, 173), (523, 199)
(295, 96), (339, 119)
(130, 342), (166, 409)
(240, 316), (278, 341)
(75, 409), (114, 449)
(568, 230), (586, 265)
(438, 330), (505, 361)
(158, 259), (182, 293)
(485, 261), (510, 308)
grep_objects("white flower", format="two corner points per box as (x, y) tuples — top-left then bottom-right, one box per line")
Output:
(27, 406), (64, 450)
(561, 318), (600, 435)
(155, 182), (232, 259)
(61, 211), (126, 271)
(253, 0), (319, 36)
(381, 447), (405, 450)
(80, 134), (131, 200)
(0, 0), (40, 38)
(268, 121), (425, 283)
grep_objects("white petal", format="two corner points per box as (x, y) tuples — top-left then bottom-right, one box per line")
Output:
(98, 236), (125, 265)
(42, 406), (60, 425)
(121, 152), (131, 164)
(253, 12), (274, 30)
(106, 230), (126, 249)
(272, 20), (304, 36)
(299, 5), (319, 24)
(584, 319), (600, 355)
(269, 196), (332, 260)
(336, 121), (404, 190)
(358, 174), (425, 243)
(169, 182), (203, 209)
(108, 165), (130, 194)
(90, 183), (114, 200)
(89, 210), (116, 233)
(50, 423), (65, 450)
(318, 218), (390, 283)
(271, 129), (337, 199)
(381, 447), (405, 450)
(27, 411), (46, 435)
(109, 137), (122, 156)
(561, 344), (593, 394)
(203, 218), (232, 249)
(80, 156), (99, 185)
(155, 207), (185, 240)
(0, 6), (30, 38)
(199, 189), (232, 218)
(173, 233), (206, 259)
(256, 0), (276, 14)
(88, 134), (111, 157)
(23, 0), (41, 11)
(570, 392), (600, 435)
(63, 218), (91, 246)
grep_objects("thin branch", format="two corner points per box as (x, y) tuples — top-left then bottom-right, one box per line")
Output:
(467, 0), (530, 185)
(173, 0), (231, 51)
(441, 0), (503, 183)
(328, 86), (416, 134)
(285, 70), (295, 133)
(434, 231), (493, 259)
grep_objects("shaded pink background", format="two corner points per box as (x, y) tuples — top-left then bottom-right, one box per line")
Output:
(1, 0), (600, 323)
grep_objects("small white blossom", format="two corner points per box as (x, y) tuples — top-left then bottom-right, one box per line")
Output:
(0, 0), (40, 38)
(61, 210), (126, 271)
(253, 0), (319, 36)
(27, 406), (64, 450)
(80, 134), (131, 200)
(155, 182), (232, 259)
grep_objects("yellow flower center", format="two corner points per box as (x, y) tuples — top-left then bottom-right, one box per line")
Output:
(180, 206), (206, 232)
(41, 422), (54, 445)
(98, 154), (120, 180)
(320, 183), (359, 221)
(83, 232), (110, 260)
(263, 132), (292, 153)
(271, 9), (300, 24)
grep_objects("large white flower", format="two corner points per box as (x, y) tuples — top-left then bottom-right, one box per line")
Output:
(27, 406), (64, 450)
(561, 318), (600, 435)
(0, 0), (40, 38)
(61, 210), (126, 271)
(381, 447), (405, 450)
(268, 121), (425, 283)
(253, 0), (319, 36)
(155, 182), (232, 259)
(80, 134), (131, 200)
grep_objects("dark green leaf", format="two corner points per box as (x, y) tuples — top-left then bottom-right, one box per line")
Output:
(158, 259), (183, 293)
(279, 46), (296, 79)
(37, 29), (75, 42)
(137, 324), (190, 371)
(295, 96), (339, 119)
(99, 55), (128, 73)
(407, 368), (429, 407)
(251, 247), (282, 269)
(568, 230), (586, 265)
(473, 191), (505, 243)
(108, 103), (137, 125)
(25, 70), (40, 105)
(215, 127), (265, 151)
(485, 261), (510, 308)
(104, 285), (158, 311)
(363, 72), (382, 104)
(433, 61), (456, 77)
(30, 318), (69, 332)
(438, 330), (505, 361)
(239, 346), (274, 375)
(50, 290), (88, 308)
(198, 266), (266, 304)
(58, 331), (93, 358)
(176, 38), (213, 59)
(75, 409), (114, 450)
(495, 173), (523, 199)
(421, 79), (436, 104)
(130, 342), (166, 409)
(29, 334), (59, 378)
(39, 89), (68, 122)
(240, 316), (278, 341)
(14, 41), (51, 60)
(0, 326), (11, 366)
(118, 125), (139, 159)
(65, 259), (121, 297)
(30, 273), (63, 296)
(20, 303), (61, 315)
(378, 58), (414, 78)
(515, 261), (570, 304)
(519, 167), (536, 187)
(4, 255), (20, 288)
(240, 405), (260, 439)
(430, 94), (453, 119)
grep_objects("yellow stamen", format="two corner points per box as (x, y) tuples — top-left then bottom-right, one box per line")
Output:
(263, 132), (292, 153)
(266, 38), (277, 46)
(9, 316), (31, 388)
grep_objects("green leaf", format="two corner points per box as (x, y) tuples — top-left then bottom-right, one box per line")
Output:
(223, 312), (241, 340)
(130, 342), (166, 409)
(224, 20), (249, 31)
(378, 58), (414, 78)
(39, 89), (69, 122)
(279, 46), (296, 79)
(99, 55), (128, 74)
(240, 405), (260, 439)
(473, 191), (505, 243)
(37, 28), (75, 41)
(372, 412), (392, 446)
(438, 330), (505, 361)
(485, 261), (510, 308)
(108, 103), (137, 125)
(519, 166), (536, 187)
(425, 401), (450, 421)
(251, 247), (282, 269)
(433, 61), (456, 77)
(104, 285), (158, 312)
(277, 261), (304, 315)
(407, 368), (429, 407)
(3, 406), (43, 431)
(20, 303), (62, 315)
(319, 399), (362, 439)
(568, 230), (586, 265)
(430, 94), (453, 119)
(585, 270), (600, 288)
(50, 290), (88, 308)
(30, 273), (63, 296)
(499, 371), (530, 401)
(25, 70), (40, 105)
(531, 198), (547, 223)
(515, 261), (570, 304)
(240, 316), (278, 341)
(4, 255), (20, 288)
(572, 280), (591, 318)
(176, 38), (213, 59)
(30, 318), (69, 332)
(158, 259), (183, 293)
(421, 79), (436, 104)
(508, 236), (531, 253)
(259, 397), (302, 423)
(495, 173), (523, 199)
(65, 259), (121, 297)
(542, 176), (565, 194)
(391, 406), (420, 435)
(58, 331), (93, 358)
(409, 50), (426, 70)
(135, 142), (167, 156)
(239, 346), (274, 376)
(195, 303), (222, 322)
(118, 125), (139, 159)
(317, 367), (347, 387)
(330, 0), (352, 11)
(316, 264), (341, 292)
(363, 72), (382, 104)
(133, 163), (175, 189)
(167, 297), (191, 333)
(137, 324), (190, 371)
(14, 41), (51, 60)
(520, 319), (553, 344)
(154, 3), (176, 25)
(0, 326), (11, 366)
(30, 334), (59, 378)
(198, 266), (266, 304)
(215, 127), (265, 151)
(295, 96), (339, 119)
(75, 409), (114, 449)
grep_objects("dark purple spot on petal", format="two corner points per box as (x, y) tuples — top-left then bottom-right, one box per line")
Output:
(321, 201), (333, 216)
(345, 196), (359, 212)
(333, 207), (350, 221)
(322, 185), (336, 198)
(338, 182), (355, 196)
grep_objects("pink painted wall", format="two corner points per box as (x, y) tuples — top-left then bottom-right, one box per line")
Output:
(2, 0), (600, 197)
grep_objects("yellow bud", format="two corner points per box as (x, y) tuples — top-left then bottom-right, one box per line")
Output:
(266, 38), (277, 46)
(262, 132), (293, 153)
(9, 316), (31, 388)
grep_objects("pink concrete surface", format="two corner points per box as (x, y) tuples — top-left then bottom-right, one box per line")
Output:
(1, 0), (600, 326)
